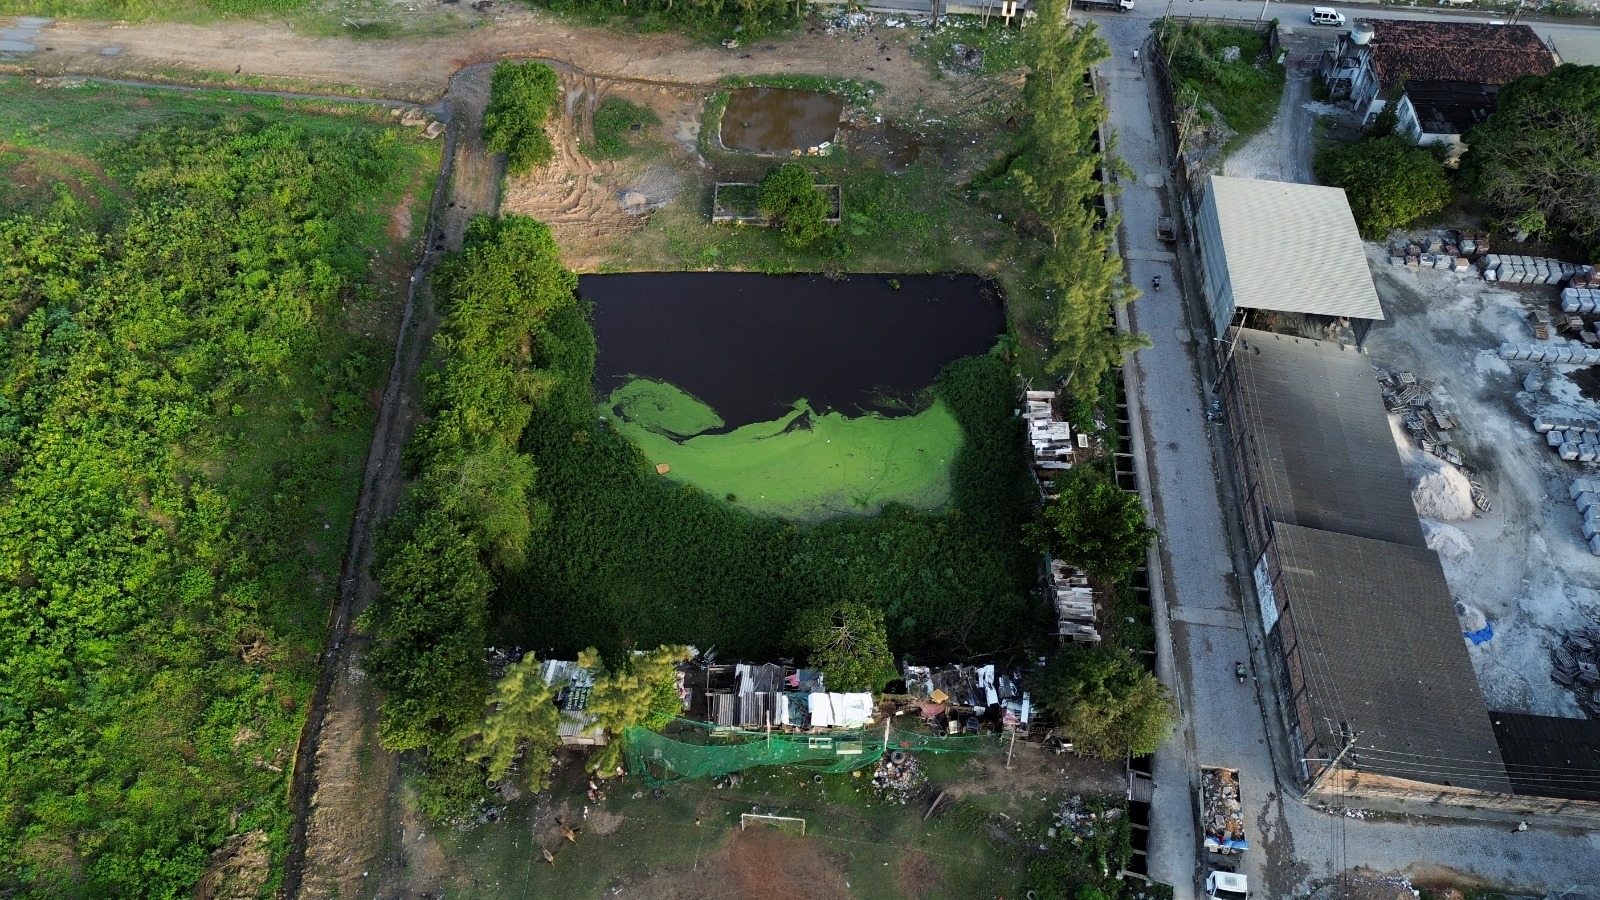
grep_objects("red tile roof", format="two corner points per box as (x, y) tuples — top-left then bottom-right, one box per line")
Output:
(1357, 19), (1556, 89)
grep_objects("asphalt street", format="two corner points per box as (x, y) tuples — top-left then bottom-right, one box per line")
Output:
(1089, 10), (1600, 896)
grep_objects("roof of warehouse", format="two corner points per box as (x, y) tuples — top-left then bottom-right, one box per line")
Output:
(1231, 329), (1425, 547)
(1491, 712), (1600, 802)
(1207, 176), (1385, 322)
(1273, 523), (1510, 793)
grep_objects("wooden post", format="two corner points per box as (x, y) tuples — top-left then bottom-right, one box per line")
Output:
(1005, 726), (1018, 769)
(882, 716), (892, 759)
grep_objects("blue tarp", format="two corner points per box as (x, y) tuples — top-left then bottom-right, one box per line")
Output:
(1464, 624), (1494, 645)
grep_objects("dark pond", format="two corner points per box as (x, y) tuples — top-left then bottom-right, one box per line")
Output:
(584, 272), (1004, 429)
(720, 87), (843, 154)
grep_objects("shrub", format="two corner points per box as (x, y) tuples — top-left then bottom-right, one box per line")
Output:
(1037, 646), (1175, 758)
(1315, 134), (1453, 237)
(758, 162), (832, 247)
(483, 61), (562, 174)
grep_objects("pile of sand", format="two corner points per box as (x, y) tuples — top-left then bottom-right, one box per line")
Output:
(1389, 415), (1476, 521)
(1421, 519), (1474, 562)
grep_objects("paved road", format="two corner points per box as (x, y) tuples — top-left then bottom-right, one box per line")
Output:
(1091, 14), (1600, 897)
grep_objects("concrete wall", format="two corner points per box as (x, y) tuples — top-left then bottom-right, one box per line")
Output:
(1318, 769), (1600, 824)
(1196, 185), (1234, 339)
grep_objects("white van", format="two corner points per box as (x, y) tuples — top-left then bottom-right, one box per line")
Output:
(1310, 7), (1345, 25)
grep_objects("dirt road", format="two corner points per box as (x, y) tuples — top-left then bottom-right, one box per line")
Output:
(1, 8), (965, 115)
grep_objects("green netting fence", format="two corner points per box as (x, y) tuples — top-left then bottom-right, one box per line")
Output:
(624, 718), (1007, 786)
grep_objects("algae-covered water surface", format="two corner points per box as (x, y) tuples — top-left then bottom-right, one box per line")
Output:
(583, 273), (1003, 520)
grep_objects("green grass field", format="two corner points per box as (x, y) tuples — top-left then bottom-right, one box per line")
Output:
(603, 377), (961, 520)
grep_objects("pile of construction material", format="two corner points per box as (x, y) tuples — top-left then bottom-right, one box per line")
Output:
(1379, 369), (1494, 510)
(1387, 232), (1484, 273)
(1050, 559), (1100, 644)
(1570, 477), (1600, 556)
(1549, 620), (1600, 715)
(1025, 390), (1073, 470)
(1498, 343), (1600, 367)
(1481, 254), (1583, 284)
(1536, 419), (1600, 466)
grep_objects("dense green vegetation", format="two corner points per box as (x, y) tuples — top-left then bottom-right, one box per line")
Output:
(497, 325), (1043, 664)
(363, 214), (576, 815)
(1463, 64), (1600, 254)
(0, 93), (431, 897)
(998, 0), (1143, 406)
(0, 0), (304, 20)
(787, 600), (896, 692)
(758, 162), (834, 246)
(483, 61), (563, 175)
(1316, 128), (1452, 238)
(1154, 20), (1286, 148)
(585, 96), (660, 160)
(1036, 645), (1174, 758)
(532, 0), (797, 39)
(1027, 464), (1155, 584)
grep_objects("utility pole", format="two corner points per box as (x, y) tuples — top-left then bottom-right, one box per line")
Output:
(1300, 724), (1357, 802)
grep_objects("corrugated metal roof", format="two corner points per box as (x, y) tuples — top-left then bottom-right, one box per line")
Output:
(1232, 329), (1423, 546)
(1273, 523), (1509, 793)
(1208, 176), (1385, 322)
(1491, 712), (1600, 802)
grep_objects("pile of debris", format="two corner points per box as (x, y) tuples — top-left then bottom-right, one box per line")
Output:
(1569, 477), (1600, 556)
(1050, 559), (1101, 644)
(1534, 418), (1600, 467)
(1025, 389), (1078, 476)
(871, 750), (924, 804)
(1199, 768), (1244, 849)
(1378, 369), (1490, 511)
(1482, 254), (1583, 285)
(1549, 620), (1600, 716)
(1050, 794), (1120, 843)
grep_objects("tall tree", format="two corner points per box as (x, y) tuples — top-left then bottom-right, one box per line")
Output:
(1463, 64), (1600, 253)
(578, 645), (691, 774)
(1037, 646), (1174, 758)
(1316, 135), (1452, 238)
(788, 600), (895, 693)
(482, 61), (562, 175)
(468, 654), (563, 788)
(1026, 464), (1154, 584)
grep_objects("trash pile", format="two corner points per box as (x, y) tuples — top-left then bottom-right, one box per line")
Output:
(1050, 794), (1120, 844)
(1550, 619), (1600, 715)
(871, 750), (924, 804)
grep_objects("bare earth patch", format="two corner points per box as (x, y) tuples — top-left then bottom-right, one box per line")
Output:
(615, 826), (851, 900)
(194, 830), (270, 900)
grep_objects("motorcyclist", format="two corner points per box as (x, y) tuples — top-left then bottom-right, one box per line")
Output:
(1152, 275), (1162, 292)
(1234, 662), (1247, 683)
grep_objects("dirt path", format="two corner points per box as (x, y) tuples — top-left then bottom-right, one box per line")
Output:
(1, 8), (963, 115)
(1222, 70), (1319, 185)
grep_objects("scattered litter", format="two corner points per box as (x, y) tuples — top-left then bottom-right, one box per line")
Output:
(870, 751), (923, 804)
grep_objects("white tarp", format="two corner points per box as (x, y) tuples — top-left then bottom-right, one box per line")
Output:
(808, 692), (874, 727)
(809, 692), (834, 728)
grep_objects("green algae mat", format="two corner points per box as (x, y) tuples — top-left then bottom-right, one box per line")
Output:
(603, 377), (961, 520)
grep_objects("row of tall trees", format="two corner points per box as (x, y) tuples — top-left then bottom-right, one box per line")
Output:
(1011, 0), (1146, 406)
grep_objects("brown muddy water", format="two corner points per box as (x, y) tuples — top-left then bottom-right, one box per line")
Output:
(719, 87), (843, 154)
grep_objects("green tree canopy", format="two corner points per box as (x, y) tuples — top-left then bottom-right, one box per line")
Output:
(1463, 64), (1600, 252)
(577, 644), (691, 773)
(1026, 465), (1154, 584)
(1036, 646), (1174, 758)
(1315, 134), (1453, 238)
(788, 600), (896, 693)
(483, 60), (562, 175)
(758, 162), (832, 247)
(467, 653), (563, 788)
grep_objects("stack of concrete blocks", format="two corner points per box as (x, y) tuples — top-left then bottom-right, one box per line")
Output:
(1390, 250), (1471, 272)
(1481, 255), (1581, 284)
(1572, 477), (1600, 555)
(1499, 343), (1600, 366)
(1561, 287), (1600, 314)
(1537, 416), (1600, 463)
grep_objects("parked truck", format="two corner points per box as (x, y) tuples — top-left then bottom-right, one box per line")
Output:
(1204, 870), (1250, 899)
(1076, 0), (1135, 11)
(1197, 766), (1249, 855)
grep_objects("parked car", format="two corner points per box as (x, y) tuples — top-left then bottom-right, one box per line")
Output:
(1310, 6), (1345, 25)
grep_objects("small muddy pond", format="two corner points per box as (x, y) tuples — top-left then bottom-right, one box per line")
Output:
(719, 87), (843, 155)
(584, 272), (1003, 429)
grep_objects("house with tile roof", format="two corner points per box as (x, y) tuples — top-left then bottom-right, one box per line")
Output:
(1321, 19), (1557, 156)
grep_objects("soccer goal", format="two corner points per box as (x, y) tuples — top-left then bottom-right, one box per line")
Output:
(740, 813), (806, 836)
